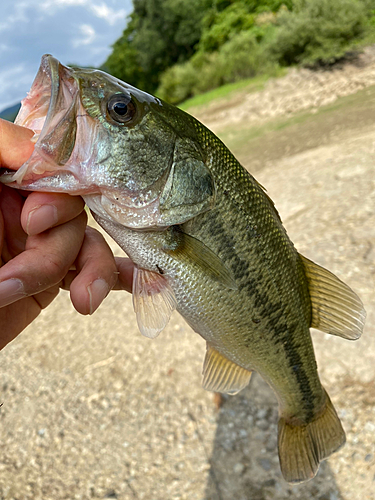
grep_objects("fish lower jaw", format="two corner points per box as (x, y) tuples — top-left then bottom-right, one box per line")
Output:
(0, 159), (95, 194)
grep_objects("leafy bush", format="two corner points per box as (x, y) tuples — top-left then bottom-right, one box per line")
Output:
(157, 52), (219, 104)
(243, 0), (293, 12)
(267, 0), (368, 66)
(199, 3), (256, 52)
(198, 0), (293, 53)
(158, 29), (278, 103)
(156, 58), (204, 105)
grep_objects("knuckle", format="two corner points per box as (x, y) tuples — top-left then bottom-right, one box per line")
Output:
(42, 252), (66, 284)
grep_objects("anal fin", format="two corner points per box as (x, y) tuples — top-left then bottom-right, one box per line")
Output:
(202, 344), (252, 395)
(132, 266), (177, 339)
(300, 254), (366, 340)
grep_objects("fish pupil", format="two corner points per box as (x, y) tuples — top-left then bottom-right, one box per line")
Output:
(106, 94), (135, 124)
(114, 102), (128, 116)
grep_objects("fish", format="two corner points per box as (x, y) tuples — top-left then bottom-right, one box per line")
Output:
(1, 55), (366, 484)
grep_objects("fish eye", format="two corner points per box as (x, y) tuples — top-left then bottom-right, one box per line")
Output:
(106, 94), (136, 125)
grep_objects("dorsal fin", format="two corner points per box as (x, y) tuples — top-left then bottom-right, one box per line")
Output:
(300, 254), (366, 340)
(202, 344), (252, 395)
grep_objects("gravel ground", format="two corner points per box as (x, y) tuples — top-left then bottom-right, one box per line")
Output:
(191, 45), (375, 131)
(1, 53), (375, 500)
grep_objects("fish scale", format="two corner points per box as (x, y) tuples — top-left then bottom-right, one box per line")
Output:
(179, 187), (320, 418)
(2, 54), (365, 484)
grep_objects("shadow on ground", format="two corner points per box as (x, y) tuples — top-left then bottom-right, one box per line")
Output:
(204, 375), (343, 500)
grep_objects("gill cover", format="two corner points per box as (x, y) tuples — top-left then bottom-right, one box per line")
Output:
(158, 137), (215, 226)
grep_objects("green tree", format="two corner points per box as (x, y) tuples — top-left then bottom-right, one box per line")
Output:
(104, 0), (373, 103)
(243, 0), (293, 12)
(102, 0), (210, 92)
(198, 0), (292, 53)
(199, 3), (256, 52)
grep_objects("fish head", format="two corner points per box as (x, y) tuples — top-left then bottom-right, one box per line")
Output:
(1, 55), (215, 229)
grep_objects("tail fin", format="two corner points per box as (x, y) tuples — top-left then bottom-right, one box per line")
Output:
(278, 389), (345, 484)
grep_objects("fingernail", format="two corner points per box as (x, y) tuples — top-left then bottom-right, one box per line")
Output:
(27, 204), (58, 235)
(0, 279), (25, 307)
(87, 279), (109, 315)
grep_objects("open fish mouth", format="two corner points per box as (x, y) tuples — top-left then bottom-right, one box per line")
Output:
(0, 55), (188, 229)
(15, 55), (75, 145)
(1, 54), (92, 193)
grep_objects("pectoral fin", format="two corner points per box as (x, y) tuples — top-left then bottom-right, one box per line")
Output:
(202, 344), (252, 395)
(164, 230), (237, 290)
(132, 266), (177, 339)
(300, 254), (366, 340)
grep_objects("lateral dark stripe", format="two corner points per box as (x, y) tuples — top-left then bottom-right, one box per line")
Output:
(192, 205), (316, 421)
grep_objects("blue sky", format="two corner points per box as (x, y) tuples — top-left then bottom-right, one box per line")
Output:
(0, 0), (133, 112)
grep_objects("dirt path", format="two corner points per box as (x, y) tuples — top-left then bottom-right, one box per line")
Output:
(0, 54), (375, 500)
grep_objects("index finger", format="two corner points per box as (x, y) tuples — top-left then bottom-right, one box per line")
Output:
(0, 118), (34, 169)
(0, 211), (87, 308)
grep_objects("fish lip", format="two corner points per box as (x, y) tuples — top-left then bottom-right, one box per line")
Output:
(25, 54), (78, 146)
(41, 54), (61, 135)
(14, 54), (61, 137)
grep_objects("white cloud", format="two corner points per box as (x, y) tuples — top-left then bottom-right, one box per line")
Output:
(1, 0), (128, 31)
(0, 64), (27, 86)
(0, 0), (132, 111)
(90, 4), (127, 26)
(72, 24), (96, 47)
(0, 64), (33, 109)
(0, 1), (29, 32)
(38, 0), (126, 25)
(41, 0), (89, 8)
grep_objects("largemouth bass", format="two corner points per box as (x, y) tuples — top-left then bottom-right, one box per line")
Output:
(1, 55), (366, 484)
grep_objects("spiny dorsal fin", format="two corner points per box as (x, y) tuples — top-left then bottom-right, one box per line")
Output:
(202, 344), (252, 395)
(300, 254), (366, 340)
(164, 230), (237, 290)
(132, 266), (177, 339)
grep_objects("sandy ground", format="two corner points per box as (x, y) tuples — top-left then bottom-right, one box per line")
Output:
(1, 54), (375, 500)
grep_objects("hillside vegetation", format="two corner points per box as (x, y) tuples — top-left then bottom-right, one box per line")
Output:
(102, 0), (375, 104)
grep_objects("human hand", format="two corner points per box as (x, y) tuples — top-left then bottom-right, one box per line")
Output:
(0, 119), (134, 350)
